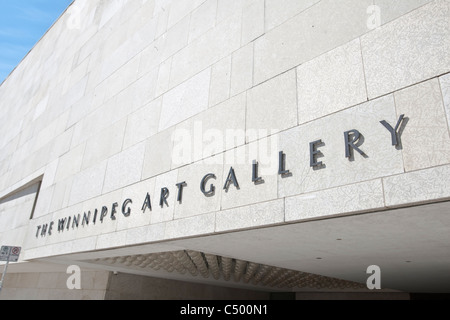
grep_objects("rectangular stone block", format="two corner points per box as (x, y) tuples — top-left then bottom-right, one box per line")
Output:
(96, 230), (127, 250)
(172, 93), (246, 168)
(439, 73), (450, 132)
(160, 15), (190, 61)
(265, 0), (320, 31)
(394, 78), (450, 172)
(71, 237), (97, 255)
(102, 142), (146, 194)
(285, 179), (385, 222)
(155, 1), (170, 38)
(230, 43), (253, 97)
(242, 0), (265, 45)
(362, 0), (450, 99)
(32, 185), (54, 219)
(164, 212), (215, 240)
(297, 39), (367, 125)
(246, 70), (297, 141)
(167, 0), (205, 30)
(126, 222), (165, 245)
(69, 160), (108, 206)
(123, 97), (162, 150)
(216, 199), (284, 233)
(155, 58), (172, 97)
(142, 128), (174, 180)
(374, 0), (432, 25)
(189, 0), (217, 43)
(125, 9), (158, 59)
(383, 164), (450, 207)
(124, 67), (160, 113)
(254, 0), (372, 85)
(55, 144), (86, 182)
(138, 43), (163, 78)
(81, 118), (127, 170)
(209, 56), (232, 107)
(169, 11), (241, 89)
(49, 177), (74, 214)
(216, 0), (249, 23)
(159, 68), (211, 131)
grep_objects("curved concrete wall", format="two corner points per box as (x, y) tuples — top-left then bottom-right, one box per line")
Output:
(0, 0), (449, 264)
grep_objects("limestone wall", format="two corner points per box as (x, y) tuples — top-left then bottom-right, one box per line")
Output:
(0, 0), (448, 263)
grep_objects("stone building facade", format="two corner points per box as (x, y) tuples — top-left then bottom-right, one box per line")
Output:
(1, 0), (449, 300)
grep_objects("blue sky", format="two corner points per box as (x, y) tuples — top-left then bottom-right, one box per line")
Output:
(0, 0), (73, 84)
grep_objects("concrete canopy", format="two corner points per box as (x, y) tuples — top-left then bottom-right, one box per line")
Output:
(15, 201), (449, 294)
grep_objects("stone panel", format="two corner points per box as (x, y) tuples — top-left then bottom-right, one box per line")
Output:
(362, 0), (450, 99)
(102, 142), (146, 194)
(164, 212), (215, 240)
(172, 94), (246, 168)
(69, 160), (108, 206)
(123, 97), (162, 150)
(374, 0), (433, 25)
(189, 0), (217, 43)
(246, 70), (297, 141)
(159, 68), (211, 131)
(285, 179), (385, 222)
(216, 199), (284, 233)
(230, 43), (254, 97)
(242, 0), (265, 45)
(142, 128), (174, 180)
(297, 39), (367, 125)
(394, 78), (450, 171)
(439, 73), (450, 133)
(265, 0), (320, 31)
(81, 118), (127, 170)
(209, 56), (232, 107)
(383, 164), (450, 207)
(170, 11), (241, 89)
(254, 0), (372, 85)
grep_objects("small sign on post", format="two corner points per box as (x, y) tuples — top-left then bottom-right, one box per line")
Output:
(0, 246), (22, 294)
(1, 246), (21, 262)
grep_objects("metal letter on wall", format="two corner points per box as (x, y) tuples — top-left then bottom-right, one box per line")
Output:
(380, 114), (406, 148)
(344, 130), (366, 160)
(223, 167), (240, 192)
(142, 193), (152, 213)
(200, 174), (216, 197)
(278, 151), (291, 177)
(122, 199), (132, 217)
(176, 182), (187, 204)
(160, 188), (170, 208)
(310, 140), (325, 168)
(252, 161), (264, 185)
(111, 203), (119, 220)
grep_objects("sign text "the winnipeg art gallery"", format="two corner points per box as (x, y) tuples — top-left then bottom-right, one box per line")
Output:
(35, 115), (406, 238)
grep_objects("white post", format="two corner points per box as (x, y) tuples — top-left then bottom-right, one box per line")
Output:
(0, 249), (11, 294)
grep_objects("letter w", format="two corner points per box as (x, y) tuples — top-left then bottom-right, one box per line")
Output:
(58, 218), (67, 232)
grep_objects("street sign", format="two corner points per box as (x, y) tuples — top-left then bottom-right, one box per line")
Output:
(0, 246), (21, 262)
(1, 246), (22, 294)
